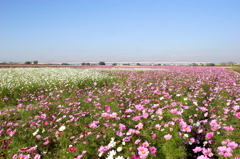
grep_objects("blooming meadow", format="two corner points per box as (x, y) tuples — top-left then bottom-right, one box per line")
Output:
(0, 66), (240, 159)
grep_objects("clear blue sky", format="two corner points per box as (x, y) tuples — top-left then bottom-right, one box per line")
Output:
(0, 0), (240, 63)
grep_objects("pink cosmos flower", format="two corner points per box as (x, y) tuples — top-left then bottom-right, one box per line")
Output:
(44, 121), (49, 126)
(119, 123), (127, 130)
(135, 104), (144, 111)
(224, 152), (233, 157)
(135, 139), (141, 144)
(137, 146), (149, 158)
(43, 140), (49, 145)
(197, 155), (209, 159)
(156, 108), (162, 115)
(235, 112), (240, 119)
(131, 154), (140, 159)
(149, 146), (156, 153)
(36, 135), (41, 139)
(9, 129), (16, 137)
(40, 114), (47, 119)
(136, 123), (143, 130)
(34, 154), (41, 159)
(193, 147), (202, 153)
(142, 112), (149, 119)
(152, 134), (156, 139)
(190, 137), (195, 144)
(205, 132), (214, 140)
(202, 148), (213, 157)
(132, 116), (141, 121)
(105, 106), (111, 112)
(142, 141), (149, 147)
(17, 103), (23, 108)
(223, 126), (235, 131)
(217, 146), (232, 155)
(164, 134), (172, 140)
(227, 141), (238, 149)
(74, 155), (83, 159)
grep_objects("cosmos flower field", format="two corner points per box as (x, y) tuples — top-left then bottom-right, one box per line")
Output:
(0, 66), (240, 159)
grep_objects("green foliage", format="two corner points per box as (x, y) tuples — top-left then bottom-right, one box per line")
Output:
(33, 60), (38, 64)
(99, 61), (106, 65)
(25, 61), (32, 64)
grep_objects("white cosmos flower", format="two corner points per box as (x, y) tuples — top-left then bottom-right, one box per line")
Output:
(98, 152), (103, 157)
(108, 141), (116, 147)
(106, 155), (114, 159)
(109, 150), (116, 156)
(117, 147), (122, 152)
(59, 125), (66, 131)
(116, 156), (124, 159)
(33, 129), (39, 136)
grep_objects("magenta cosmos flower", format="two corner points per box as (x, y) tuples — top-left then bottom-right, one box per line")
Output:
(235, 112), (240, 119)
(68, 146), (77, 152)
(205, 132), (214, 140)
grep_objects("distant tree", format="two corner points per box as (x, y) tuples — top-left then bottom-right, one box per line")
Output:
(123, 63), (130, 65)
(86, 63), (90, 65)
(136, 63), (141, 66)
(61, 63), (69, 65)
(25, 61), (32, 64)
(98, 61), (106, 65)
(220, 62), (227, 66)
(112, 63), (117, 66)
(206, 63), (215, 66)
(190, 63), (198, 66)
(228, 61), (235, 66)
(81, 62), (86, 65)
(33, 60), (38, 64)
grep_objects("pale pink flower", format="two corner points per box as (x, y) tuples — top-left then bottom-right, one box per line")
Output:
(202, 148), (213, 157)
(119, 123), (127, 130)
(224, 152), (233, 157)
(132, 116), (141, 121)
(17, 103), (23, 108)
(142, 141), (149, 147)
(197, 155), (209, 159)
(164, 134), (172, 140)
(135, 104), (144, 111)
(34, 154), (41, 159)
(193, 147), (202, 153)
(134, 139), (141, 144)
(142, 112), (149, 119)
(217, 146), (232, 155)
(227, 141), (238, 149)
(40, 114), (47, 119)
(137, 146), (149, 158)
